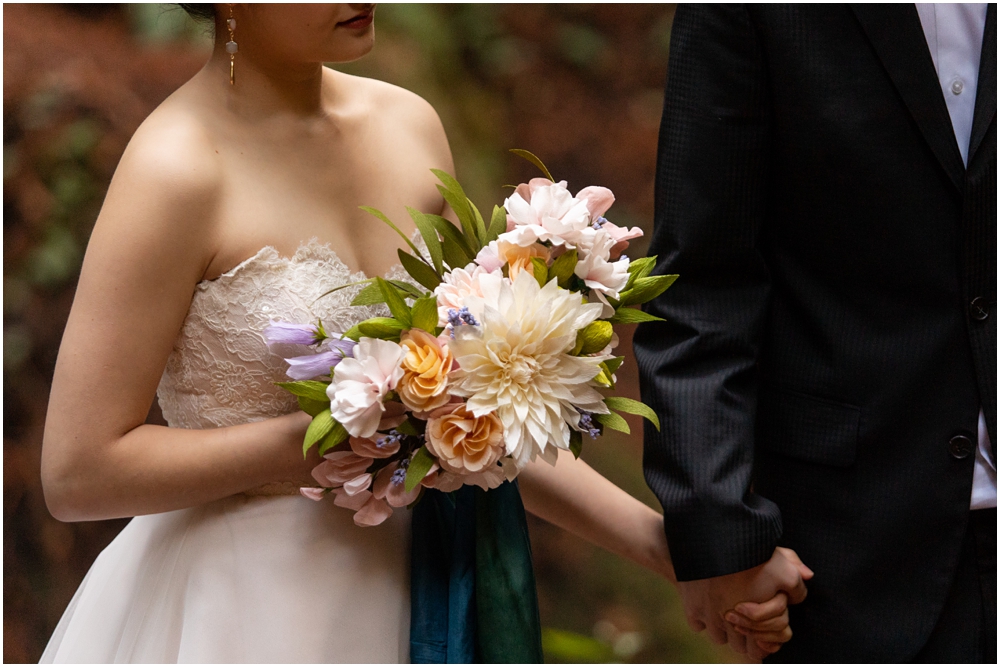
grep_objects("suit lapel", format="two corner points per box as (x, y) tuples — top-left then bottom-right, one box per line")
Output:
(851, 4), (965, 192)
(968, 3), (996, 165)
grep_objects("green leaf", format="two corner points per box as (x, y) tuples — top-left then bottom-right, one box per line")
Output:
(359, 205), (425, 260)
(276, 380), (330, 402)
(549, 248), (578, 287)
(485, 205), (507, 244)
(411, 296), (440, 332)
(425, 214), (475, 259)
(618, 274), (678, 307)
(530, 257), (548, 287)
(398, 249), (442, 290)
(314, 279), (373, 303)
(389, 280), (427, 299)
(376, 277), (412, 326)
(604, 396), (661, 431)
(594, 411), (630, 435)
(432, 172), (481, 251)
(357, 317), (406, 339)
(469, 198), (488, 243)
(603, 355), (625, 375)
(396, 418), (427, 437)
(297, 395), (329, 417)
(317, 421), (349, 456)
(407, 207), (444, 274)
(569, 430), (584, 459)
(627, 255), (656, 279)
(606, 307), (666, 325)
(341, 324), (362, 341)
(575, 320), (614, 355)
(303, 408), (334, 455)
(404, 445), (436, 492)
(510, 148), (555, 182)
(441, 235), (473, 271)
(350, 281), (384, 306)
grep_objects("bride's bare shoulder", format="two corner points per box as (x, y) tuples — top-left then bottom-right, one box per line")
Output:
(331, 69), (452, 162)
(97, 96), (224, 256)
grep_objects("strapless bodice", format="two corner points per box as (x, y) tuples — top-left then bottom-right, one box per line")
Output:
(156, 240), (400, 430)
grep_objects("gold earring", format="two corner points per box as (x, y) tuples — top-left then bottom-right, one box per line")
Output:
(225, 4), (238, 86)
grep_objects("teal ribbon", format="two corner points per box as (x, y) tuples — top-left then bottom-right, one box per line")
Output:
(410, 481), (543, 663)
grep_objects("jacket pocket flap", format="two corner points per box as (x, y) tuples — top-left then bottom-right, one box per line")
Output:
(757, 388), (860, 467)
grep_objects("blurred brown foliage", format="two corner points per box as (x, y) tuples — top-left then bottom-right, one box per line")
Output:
(4, 4), (734, 663)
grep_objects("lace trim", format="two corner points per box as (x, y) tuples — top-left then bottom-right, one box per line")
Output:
(155, 236), (425, 493)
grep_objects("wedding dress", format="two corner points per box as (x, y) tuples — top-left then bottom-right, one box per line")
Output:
(41, 241), (412, 663)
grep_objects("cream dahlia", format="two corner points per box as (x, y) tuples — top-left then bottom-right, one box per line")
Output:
(449, 271), (609, 468)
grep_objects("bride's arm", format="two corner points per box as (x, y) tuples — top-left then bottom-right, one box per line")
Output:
(41, 119), (314, 523)
(517, 448), (676, 583)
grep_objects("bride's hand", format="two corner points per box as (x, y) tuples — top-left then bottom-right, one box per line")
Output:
(272, 411), (323, 488)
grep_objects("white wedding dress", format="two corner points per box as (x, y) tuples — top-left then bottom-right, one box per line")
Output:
(41, 242), (412, 663)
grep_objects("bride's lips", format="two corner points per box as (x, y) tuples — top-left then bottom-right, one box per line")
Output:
(337, 8), (374, 30)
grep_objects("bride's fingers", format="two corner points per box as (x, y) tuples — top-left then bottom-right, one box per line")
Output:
(725, 611), (788, 632)
(732, 624), (793, 644)
(756, 640), (785, 654)
(731, 593), (788, 622)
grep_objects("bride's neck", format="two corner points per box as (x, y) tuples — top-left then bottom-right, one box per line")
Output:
(201, 41), (328, 120)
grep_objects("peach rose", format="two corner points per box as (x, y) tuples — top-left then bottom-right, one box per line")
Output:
(477, 239), (551, 281)
(397, 329), (454, 414)
(425, 403), (504, 475)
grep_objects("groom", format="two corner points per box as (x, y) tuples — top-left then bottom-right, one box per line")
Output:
(636, 4), (995, 662)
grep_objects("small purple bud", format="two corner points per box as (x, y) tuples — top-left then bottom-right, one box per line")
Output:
(264, 321), (323, 346)
(390, 467), (407, 485)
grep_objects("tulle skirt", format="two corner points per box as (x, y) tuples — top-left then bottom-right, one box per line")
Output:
(41, 493), (411, 663)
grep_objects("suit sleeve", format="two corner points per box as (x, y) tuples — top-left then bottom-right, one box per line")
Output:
(634, 4), (780, 582)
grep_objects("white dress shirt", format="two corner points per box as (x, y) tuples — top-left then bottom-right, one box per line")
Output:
(916, 3), (996, 510)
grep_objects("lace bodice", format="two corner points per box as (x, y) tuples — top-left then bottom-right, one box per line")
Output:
(156, 240), (403, 431)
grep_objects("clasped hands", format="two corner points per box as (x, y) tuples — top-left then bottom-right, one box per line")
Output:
(677, 547), (814, 661)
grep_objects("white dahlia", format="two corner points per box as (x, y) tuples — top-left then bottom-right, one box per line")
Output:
(449, 271), (609, 469)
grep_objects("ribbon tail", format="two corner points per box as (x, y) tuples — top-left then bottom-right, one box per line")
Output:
(475, 481), (544, 663)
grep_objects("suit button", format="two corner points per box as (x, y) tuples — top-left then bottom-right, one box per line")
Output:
(970, 297), (989, 321)
(948, 435), (974, 460)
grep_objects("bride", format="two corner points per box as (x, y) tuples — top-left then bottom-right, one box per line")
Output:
(39, 4), (805, 662)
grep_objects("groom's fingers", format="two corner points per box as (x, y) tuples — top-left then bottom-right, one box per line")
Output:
(776, 547), (814, 580)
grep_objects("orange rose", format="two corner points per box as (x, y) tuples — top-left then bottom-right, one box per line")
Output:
(397, 329), (453, 414)
(501, 241), (551, 280)
(425, 403), (504, 474)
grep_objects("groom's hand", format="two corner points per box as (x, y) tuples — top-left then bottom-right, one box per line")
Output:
(676, 547), (810, 657)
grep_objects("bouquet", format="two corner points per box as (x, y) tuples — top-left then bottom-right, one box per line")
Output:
(264, 151), (676, 526)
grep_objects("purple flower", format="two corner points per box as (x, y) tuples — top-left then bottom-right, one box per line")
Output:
(283, 339), (357, 380)
(263, 320), (325, 346)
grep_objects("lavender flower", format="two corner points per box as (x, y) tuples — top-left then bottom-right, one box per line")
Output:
(263, 320), (325, 346)
(578, 412), (601, 439)
(283, 338), (356, 380)
(376, 430), (404, 449)
(447, 307), (480, 337)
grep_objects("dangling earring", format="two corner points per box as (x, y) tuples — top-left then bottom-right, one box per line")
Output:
(225, 4), (238, 86)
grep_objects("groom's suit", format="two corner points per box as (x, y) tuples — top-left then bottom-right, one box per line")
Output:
(636, 4), (996, 662)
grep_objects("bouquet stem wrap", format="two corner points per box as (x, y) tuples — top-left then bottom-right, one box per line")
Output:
(409, 481), (543, 663)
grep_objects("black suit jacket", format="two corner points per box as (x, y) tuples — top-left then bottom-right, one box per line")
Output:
(635, 4), (996, 661)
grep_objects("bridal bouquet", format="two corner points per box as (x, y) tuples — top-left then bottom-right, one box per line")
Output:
(265, 151), (676, 526)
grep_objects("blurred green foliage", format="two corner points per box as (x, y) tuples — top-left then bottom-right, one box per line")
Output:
(4, 4), (737, 663)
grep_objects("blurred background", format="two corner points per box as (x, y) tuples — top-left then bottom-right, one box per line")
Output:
(3, 4), (738, 663)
